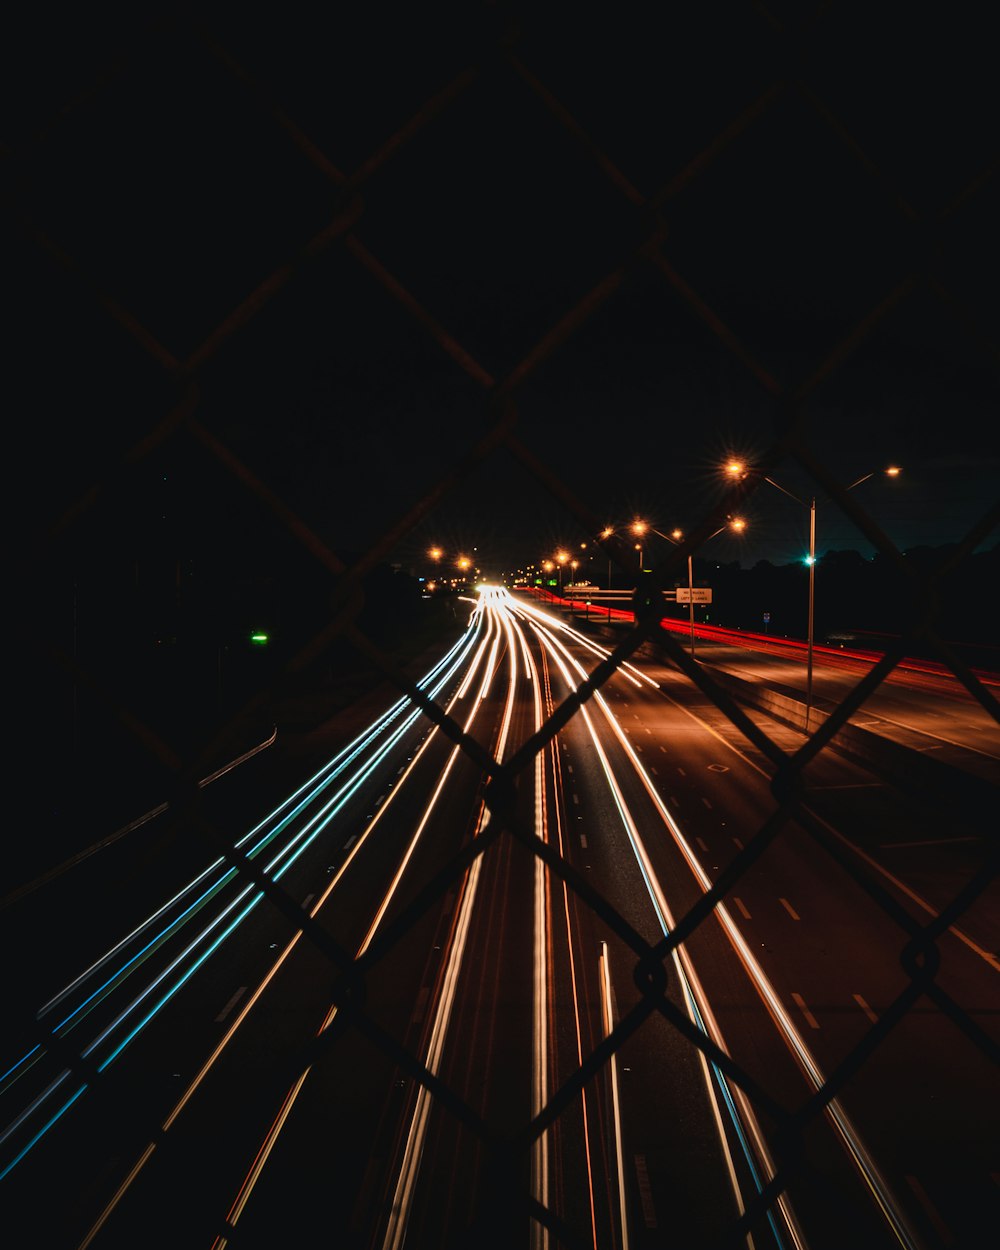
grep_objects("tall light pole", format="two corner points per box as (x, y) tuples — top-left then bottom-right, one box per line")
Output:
(555, 549), (569, 596)
(599, 527), (616, 619)
(670, 527), (696, 657)
(725, 461), (901, 730)
(631, 520), (646, 573)
(634, 519), (746, 658)
(600, 527), (614, 590)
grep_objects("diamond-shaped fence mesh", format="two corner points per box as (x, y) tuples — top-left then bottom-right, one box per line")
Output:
(5, 7), (999, 1250)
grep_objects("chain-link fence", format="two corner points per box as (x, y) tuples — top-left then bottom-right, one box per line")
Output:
(7, 6), (999, 1248)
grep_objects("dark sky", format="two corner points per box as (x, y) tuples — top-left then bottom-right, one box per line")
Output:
(7, 4), (999, 585)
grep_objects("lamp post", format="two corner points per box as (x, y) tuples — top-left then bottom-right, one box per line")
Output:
(631, 520), (646, 573)
(555, 549), (569, 596)
(725, 461), (901, 730)
(600, 527), (614, 590)
(634, 518), (746, 658)
(599, 526), (616, 619)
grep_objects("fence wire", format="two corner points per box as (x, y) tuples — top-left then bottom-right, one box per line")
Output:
(7, 7), (999, 1249)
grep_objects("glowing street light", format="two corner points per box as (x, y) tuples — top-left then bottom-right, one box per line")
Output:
(725, 460), (901, 729)
(633, 517), (747, 657)
(631, 520), (648, 571)
(555, 549), (569, 594)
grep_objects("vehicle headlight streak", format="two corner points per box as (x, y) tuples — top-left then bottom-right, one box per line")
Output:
(517, 594), (920, 1250)
(0, 622), (485, 1180)
(524, 614), (549, 1250)
(380, 598), (523, 1250)
(521, 610), (785, 1246)
(80, 611), (503, 1250)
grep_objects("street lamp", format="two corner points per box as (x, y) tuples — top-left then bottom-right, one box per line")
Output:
(555, 549), (569, 595)
(725, 460), (901, 730)
(633, 518), (746, 658)
(631, 520), (647, 572)
(600, 526), (615, 589)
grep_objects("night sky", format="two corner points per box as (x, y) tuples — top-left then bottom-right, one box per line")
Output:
(7, 5), (999, 585)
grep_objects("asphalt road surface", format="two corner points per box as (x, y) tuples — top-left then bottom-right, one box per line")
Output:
(2, 588), (996, 1249)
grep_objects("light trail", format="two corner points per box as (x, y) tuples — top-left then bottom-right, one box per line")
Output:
(598, 942), (629, 1250)
(541, 651), (601, 1250)
(534, 592), (922, 1250)
(81, 610), (502, 1249)
(380, 593), (523, 1250)
(525, 615), (550, 1250)
(0, 624), (486, 1182)
(521, 604), (783, 1246)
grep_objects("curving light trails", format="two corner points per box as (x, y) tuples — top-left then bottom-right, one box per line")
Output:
(380, 589), (523, 1250)
(200, 597), (512, 1249)
(0, 614), (486, 1183)
(82, 606), (505, 1249)
(515, 592), (923, 1250)
(515, 602), (784, 1245)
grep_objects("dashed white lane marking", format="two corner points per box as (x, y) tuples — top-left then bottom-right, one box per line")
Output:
(344, 834), (358, 851)
(779, 897), (800, 921)
(732, 837), (744, 850)
(215, 987), (247, 1024)
(580, 834), (588, 849)
(733, 898), (752, 920)
(696, 836), (709, 853)
(676, 767), (686, 776)
(701, 797), (712, 809)
(905, 1175), (954, 1245)
(301, 894), (315, 910)
(567, 763), (574, 773)
(634, 1154), (657, 1228)
(572, 793), (580, 804)
(649, 765), (658, 775)
(853, 994), (878, 1024)
(791, 992), (820, 1030)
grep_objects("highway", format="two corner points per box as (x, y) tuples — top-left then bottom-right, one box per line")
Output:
(1, 587), (996, 1249)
